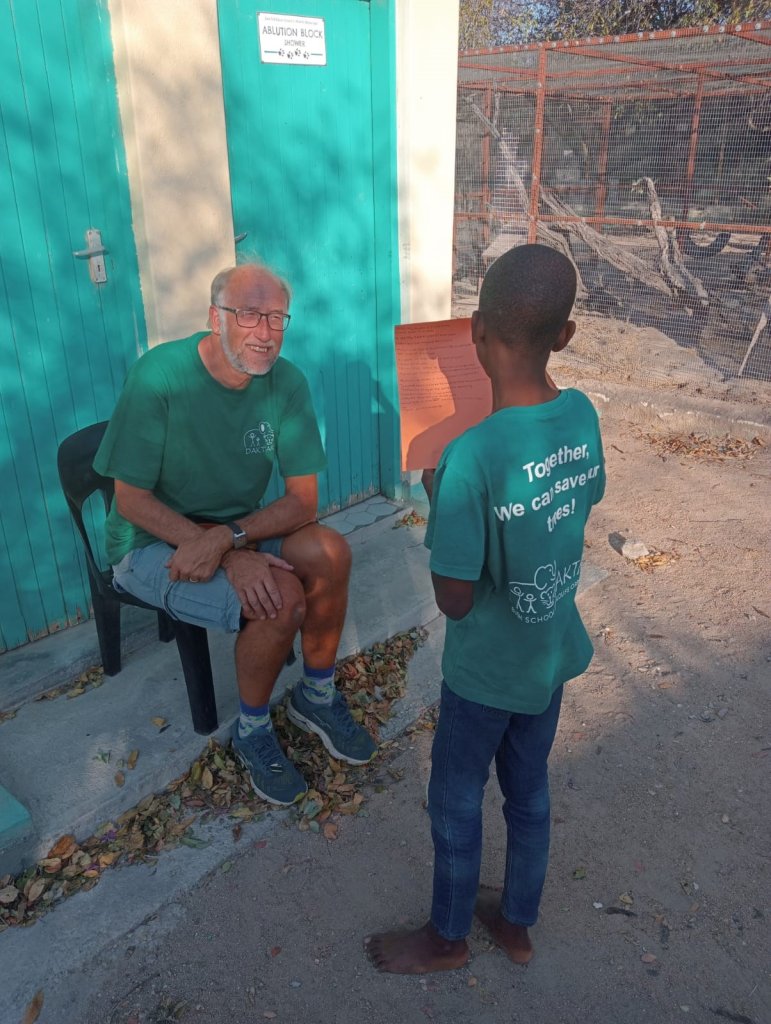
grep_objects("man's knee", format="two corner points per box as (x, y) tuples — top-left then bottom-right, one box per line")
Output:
(319, 526), (352, 577)
(285, 524), (352, 581)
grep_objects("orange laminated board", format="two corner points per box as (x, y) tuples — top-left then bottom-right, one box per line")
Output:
(395, 318), (491, 471)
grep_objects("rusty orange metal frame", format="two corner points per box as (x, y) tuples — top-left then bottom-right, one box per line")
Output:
(458, 54), (771, 87)
(563, 44), (771, 91)
(683, 76), (705, 215)
(595, 98), (613, 230)
(481, 86), (492, 245)
(457, 23), (771, 247)
(460, 21), (771, 58)
(528, 48), (548, 243)
(458, 59), (771, 93)
(458, 79), (770, 103)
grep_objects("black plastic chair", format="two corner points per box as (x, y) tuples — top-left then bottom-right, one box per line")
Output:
(57, 421), (218, 735)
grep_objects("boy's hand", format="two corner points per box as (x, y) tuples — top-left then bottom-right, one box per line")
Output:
(421, 468), (436, 503)
(431, 572), (473, 620)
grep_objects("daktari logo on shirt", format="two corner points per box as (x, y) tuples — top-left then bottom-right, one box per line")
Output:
(243, 423), (275, 455)
(508, 559), (582, 624)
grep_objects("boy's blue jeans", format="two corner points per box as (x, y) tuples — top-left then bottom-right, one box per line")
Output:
(428, 681), (564, 941)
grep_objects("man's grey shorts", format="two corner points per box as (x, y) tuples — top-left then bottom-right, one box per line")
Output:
(112, 538), (284, 633)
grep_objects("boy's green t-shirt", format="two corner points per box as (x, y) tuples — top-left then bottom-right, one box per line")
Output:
(426, 388), (605, 714)
(94, 333), (327, 564)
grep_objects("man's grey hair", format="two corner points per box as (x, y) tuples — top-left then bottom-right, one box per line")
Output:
(210, 262), (292, 307)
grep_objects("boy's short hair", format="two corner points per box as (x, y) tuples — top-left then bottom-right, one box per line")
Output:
(479, 244), (577, 350)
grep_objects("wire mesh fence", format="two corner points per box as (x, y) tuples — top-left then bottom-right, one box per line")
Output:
(453, 23), (771, 401)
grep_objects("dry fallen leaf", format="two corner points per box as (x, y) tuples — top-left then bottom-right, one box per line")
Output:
(393, 510), (428, 529)
(641, 952), (657, 964)
(619, 891), (634, 906)
(47, 835), (78, 861)
(114, 772), (125, 788)
(21, 990), (44, 1024)
(634, 551), (679, 572)
(127, 750), (139, 770)
(26, 879), (47, 905)
(151, 717), (167, 730)
(322, 822), (338, 841)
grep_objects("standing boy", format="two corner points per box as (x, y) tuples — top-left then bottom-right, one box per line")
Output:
(367, 244), (605, 973)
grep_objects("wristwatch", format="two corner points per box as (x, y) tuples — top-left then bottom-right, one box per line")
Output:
(226, 522), (248, 550)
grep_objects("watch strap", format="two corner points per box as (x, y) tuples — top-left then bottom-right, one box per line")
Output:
(226, 521), (248, 549)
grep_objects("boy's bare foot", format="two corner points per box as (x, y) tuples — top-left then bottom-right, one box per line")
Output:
(475, 889), (534, 965)
(364, 921), (469, 974)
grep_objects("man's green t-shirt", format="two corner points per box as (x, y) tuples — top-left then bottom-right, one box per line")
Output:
(93, 333), (327, 564)
(426, 388), (605, 714)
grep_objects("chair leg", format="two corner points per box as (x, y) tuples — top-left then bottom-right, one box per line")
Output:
(157, 611), (175, 643)
(91, 584), (122, 676)
(173, 621), (218, 735)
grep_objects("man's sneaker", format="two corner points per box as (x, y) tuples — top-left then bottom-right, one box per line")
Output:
(232, 723), (308, 806)
(286, 686), (378, 765)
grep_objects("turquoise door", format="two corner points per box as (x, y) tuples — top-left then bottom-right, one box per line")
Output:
(0, 0), (145, 652)
(218, 0), (399, 514)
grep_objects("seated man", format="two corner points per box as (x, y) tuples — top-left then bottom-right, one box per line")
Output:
(94, 261), (376, 806)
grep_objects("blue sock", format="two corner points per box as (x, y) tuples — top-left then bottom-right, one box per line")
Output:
(237, 699), (272, 739)
(300, 663), (336, 705)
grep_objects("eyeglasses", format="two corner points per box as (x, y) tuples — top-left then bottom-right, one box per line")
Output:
(217, 306), (291, 330)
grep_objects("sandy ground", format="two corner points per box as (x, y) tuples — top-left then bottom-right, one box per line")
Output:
(21, 406), (771, 1024)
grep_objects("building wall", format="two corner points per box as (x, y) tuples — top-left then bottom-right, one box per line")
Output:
(108, 0), (459, 347)
(396, 0), (460, 325)
(108, 0), (235, 347)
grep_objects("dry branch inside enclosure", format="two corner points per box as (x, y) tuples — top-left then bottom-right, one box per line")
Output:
(632, 177), (709, 305)
(739, 294), (771, 376)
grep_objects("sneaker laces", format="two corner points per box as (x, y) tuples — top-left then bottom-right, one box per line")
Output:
(325, 695), (360, 737)
(246, 730), (288, 774)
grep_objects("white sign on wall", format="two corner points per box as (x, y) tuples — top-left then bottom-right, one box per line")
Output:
(258, 13), (327, 66)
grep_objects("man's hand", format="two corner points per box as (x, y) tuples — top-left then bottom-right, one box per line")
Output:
(222, 549), (295, 620)
(166, 527), (232, 583)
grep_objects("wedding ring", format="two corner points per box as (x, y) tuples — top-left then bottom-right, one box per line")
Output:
(189, 576), (201, 583)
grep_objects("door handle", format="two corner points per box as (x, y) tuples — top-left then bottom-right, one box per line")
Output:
(73, 228), (108, 284)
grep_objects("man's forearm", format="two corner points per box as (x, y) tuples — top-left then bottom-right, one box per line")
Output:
(115, 483), (206, 547)
(236, 490), (316, 543)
